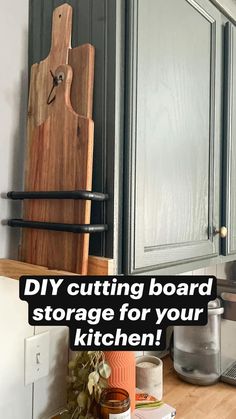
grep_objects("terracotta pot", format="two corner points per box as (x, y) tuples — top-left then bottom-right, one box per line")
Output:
(104, 351), (136, 411)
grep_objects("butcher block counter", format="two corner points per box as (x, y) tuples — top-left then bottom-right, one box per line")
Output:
(163, 357), (236, 419)
(0, 257), (114, 278)
(51, 356), (236, 419)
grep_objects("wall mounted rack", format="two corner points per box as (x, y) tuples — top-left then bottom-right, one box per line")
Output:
(5, 189), (109, 234)
(7, 190), (108, 201)
(6, 219), (108, 234)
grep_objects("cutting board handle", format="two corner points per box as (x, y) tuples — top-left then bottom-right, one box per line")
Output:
(54, 65), (75, 113)
(50, 4), (72, 58)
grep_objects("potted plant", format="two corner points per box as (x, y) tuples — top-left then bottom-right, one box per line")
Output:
(65, 351), (111, 419)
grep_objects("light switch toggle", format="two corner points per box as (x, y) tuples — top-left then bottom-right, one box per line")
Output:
(25, 331), (50, 386)
(36, 352), (40, 365)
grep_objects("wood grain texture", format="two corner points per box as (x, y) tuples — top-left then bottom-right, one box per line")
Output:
(69, 44), (95, 118)
(31, 3), (73, 127)
(26, 3), (95, 129)
(87, 256), (114, 276)
(125, 0), (222, 274)
(23, 3), (74, 269)
(22, 3), (96, 274)
(22, 65), (94, 274)
(29, 0), (125, 271)
(0, 259), (77, 278)
(50, 356), (236, 419)
(163, 357), (236, 419)
(0, 257), (114, 279)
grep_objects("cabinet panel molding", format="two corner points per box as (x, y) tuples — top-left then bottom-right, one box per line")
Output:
(223, 22), (236, 255)
(124, 0), (222, 273)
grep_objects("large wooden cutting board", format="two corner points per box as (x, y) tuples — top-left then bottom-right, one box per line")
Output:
(26, 3), (94, 160)
(29, 4), (72, 128)
(28, 4), (94, 126)
(21, 65), (94, 274)
(21, 4), (95, 274)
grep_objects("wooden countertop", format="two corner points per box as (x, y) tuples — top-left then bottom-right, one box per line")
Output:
(0, 258), (77, 279)
(163, 357), (236, 419)
(51, 356), (236, 419)
(0, 257), (114, 279)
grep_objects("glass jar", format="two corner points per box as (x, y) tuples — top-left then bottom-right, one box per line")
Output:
(104, 352), (136, 411)
(174, 299), (224, 385)
(100, 388), (131, 419)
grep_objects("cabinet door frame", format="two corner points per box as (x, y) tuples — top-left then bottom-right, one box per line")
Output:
(124, 0), (222, 274)
(222, 21), (236, 255)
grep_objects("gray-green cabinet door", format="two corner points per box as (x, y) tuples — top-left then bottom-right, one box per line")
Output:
(125, 0), (222, 274)
(222, 22), (236, 255)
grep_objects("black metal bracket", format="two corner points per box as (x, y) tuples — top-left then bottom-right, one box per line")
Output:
(7, 190), (108, 202)
(4, 190), (108, 234)
(7, 219), (108, 234)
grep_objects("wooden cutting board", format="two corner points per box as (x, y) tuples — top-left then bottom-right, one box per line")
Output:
(29, 4), (72, 128)
(21, 65), (94, 274)
(27, 4), (94, 126)
(26, 3), (94, 155)
(69, 44), (95, 119)
(21, 4), (95, 274)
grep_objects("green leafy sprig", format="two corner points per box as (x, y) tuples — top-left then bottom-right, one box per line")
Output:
(66, 351), (111, 419)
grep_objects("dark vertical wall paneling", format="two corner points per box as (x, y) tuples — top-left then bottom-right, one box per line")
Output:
(28, 0), (125, 270)
(42, 1), (54, 58)
(89, 0), (107, 256)
(28, 1), (42, 65)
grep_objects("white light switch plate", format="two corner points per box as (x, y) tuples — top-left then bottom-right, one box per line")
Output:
(25, 331), (50, 386)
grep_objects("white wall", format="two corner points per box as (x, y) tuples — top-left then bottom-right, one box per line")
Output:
(0, 276), (34, 419)
(0, 0), (28, 259)
(0, 3), (70, 419)
(0, 4), (31, 415)
(0, 275), (69, 419)
(33, 326), (69, 419)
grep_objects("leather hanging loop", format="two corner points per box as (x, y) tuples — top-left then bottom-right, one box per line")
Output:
(47, 70), (60, 105)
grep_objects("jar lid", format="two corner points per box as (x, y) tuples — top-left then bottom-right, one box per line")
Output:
(208, 298), (224, 315)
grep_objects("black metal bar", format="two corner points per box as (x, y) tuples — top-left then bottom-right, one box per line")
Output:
(7, 190), (109, 202)
(7, 219), (108, 234)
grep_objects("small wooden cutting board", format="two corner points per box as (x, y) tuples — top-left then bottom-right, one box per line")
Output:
(29, 4), (73, 128)
(28, 4), (94, 126)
